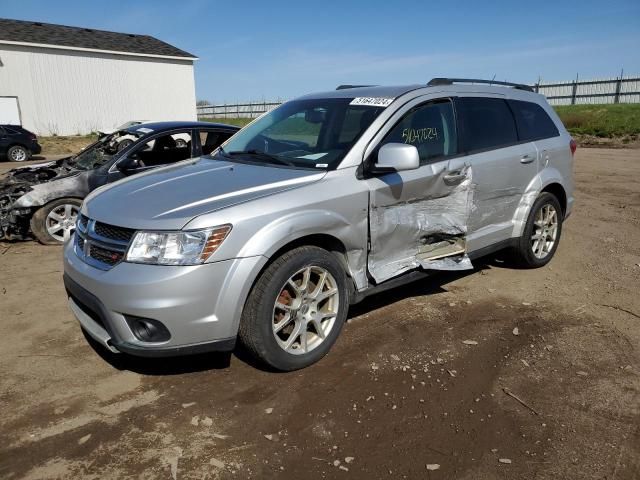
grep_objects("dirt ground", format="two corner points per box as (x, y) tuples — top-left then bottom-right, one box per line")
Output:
(0, 148), (639, 480)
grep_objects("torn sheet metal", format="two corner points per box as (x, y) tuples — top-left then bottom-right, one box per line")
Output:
(368, 164), (475, 283)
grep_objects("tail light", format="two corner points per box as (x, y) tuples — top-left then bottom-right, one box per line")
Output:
(569, 138), (577, 156)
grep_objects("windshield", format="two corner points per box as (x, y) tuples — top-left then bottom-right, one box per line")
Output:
(71, 130), (144, 170)
(216, 98), (386, 169)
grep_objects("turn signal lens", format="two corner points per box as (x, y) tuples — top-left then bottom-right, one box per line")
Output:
(200, 225), (232, 261)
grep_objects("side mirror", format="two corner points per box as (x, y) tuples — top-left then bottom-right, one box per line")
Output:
(116, 155), (141, 174)
(371, 143), (420, 173)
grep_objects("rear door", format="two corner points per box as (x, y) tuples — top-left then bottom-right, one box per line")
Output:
(455, 96), (539, 251)
(509, 99), (562, 172)
(365, 97), (474, 283)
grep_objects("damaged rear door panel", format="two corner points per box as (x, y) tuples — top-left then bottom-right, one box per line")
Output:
(364, 97), (474, 284)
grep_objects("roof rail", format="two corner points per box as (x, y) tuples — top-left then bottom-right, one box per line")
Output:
(336, 84), (375, 90)
(427, 77), (534, 92)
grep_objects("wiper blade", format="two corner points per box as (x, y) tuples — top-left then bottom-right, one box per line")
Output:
(227, 149), (295, 166)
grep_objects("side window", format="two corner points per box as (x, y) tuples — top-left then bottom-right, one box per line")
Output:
(134, 131), (192, 166)
(200, 130), (233, 155)
(509, 100), (559, 141)
(457, 97), (518, 152)
(380, 100), (457, 164)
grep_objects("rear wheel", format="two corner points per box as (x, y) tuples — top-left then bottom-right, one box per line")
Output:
(513, 192), (563, 268)
(239, 246), (349, 371)
(7, 145), (30, 162)
(30, 198), (82, 244)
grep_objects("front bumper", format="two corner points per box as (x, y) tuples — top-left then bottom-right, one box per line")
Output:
(63, 238), (268, 356)
(31, 142), (42, 155)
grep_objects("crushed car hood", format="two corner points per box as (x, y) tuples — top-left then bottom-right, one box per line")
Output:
(1, 159), (72, 184)
(0, 158), (88, 208)
(84, 157), (327, 230)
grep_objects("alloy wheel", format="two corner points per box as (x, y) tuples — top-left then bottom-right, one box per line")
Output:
(272, 266), (339, 355)
(531, 203), (558, 259)
(10, 147), (27, 162)
(45, 203), (80, 242)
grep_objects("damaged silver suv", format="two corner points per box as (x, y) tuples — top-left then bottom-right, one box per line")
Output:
(63, 78), (575, 371)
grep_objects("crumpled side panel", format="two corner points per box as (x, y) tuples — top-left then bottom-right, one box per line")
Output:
(368, 165), (475, 283)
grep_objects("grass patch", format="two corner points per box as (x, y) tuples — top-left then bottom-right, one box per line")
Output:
(201, 117), (253, 128)
(554, 104), (640, 138)
(39, 134), (97, 156)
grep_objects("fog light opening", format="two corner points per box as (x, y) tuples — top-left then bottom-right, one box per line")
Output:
(125, 316), (171, 343)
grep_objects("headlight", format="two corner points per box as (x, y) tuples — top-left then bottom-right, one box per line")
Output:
(125, 225), (231, 265)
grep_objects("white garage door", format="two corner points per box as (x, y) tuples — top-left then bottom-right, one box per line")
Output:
(0, 97), (21, 125)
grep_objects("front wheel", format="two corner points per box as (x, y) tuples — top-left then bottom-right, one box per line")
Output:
(239, 246), (349, 371)
(513, 192), (563, 268)
(30, 198), (82, 244)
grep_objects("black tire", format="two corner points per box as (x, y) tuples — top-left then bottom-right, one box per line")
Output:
(239, 246), (349, 371)
(513, 192), (563, 268)
(30, 197), (82, 245)
(7, 145), (31, 162)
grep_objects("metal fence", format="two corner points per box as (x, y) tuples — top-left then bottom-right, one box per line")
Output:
(196, 75), (640, 119)
(197, 101), (282, 120)
(534, 76), (640, 105)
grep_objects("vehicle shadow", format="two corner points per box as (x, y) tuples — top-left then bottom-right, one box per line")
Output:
(87, 250), (514, 375)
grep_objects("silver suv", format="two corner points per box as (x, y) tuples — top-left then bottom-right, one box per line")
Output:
(63, 78), (575, 371)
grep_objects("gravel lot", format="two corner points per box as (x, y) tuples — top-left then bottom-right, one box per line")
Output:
(1, 148), (639, 479)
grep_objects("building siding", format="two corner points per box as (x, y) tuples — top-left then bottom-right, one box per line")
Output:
(0, 43), (196, 135)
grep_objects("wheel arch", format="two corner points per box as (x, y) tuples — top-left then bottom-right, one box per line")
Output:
(253, 233), (359, 302)
(540, 182), (567, 218)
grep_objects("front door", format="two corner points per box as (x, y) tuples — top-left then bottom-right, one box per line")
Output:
(365, 99), (474, 284)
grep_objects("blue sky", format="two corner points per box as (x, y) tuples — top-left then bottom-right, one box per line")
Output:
(2, 0), (639, 103)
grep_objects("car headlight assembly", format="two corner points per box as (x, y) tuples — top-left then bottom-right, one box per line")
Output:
(125, 225), (231, 265)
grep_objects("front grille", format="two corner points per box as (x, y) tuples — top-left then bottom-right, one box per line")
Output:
(89, 244), (124, 266)
(94, 221), (135, 242)
(74, 217), (134, 270)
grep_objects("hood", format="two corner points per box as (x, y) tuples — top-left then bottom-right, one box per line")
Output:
(84, 157), (326, 230)
(0, 158), (77, 187)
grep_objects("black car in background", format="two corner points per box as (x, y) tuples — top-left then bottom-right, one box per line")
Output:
(0, 121), (239, 244)
(0, 125), (42, 162)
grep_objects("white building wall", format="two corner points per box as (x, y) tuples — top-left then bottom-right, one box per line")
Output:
(0, 43), (196, 135)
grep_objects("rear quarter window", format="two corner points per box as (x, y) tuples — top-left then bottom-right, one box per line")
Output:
(509, 100), (559, 141)
(457, 97), (518, 152)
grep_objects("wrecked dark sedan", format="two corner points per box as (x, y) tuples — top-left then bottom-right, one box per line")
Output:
(0, 121), (239, 244)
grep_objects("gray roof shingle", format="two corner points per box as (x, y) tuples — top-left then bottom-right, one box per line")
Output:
(0, 18), (196, 59)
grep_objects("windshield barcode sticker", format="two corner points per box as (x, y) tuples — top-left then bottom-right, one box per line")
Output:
(350, 97), (395, 107)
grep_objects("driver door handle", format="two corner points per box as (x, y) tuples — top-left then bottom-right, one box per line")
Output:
(443, 171), (466, 185)
(520, 154), (535, 164)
